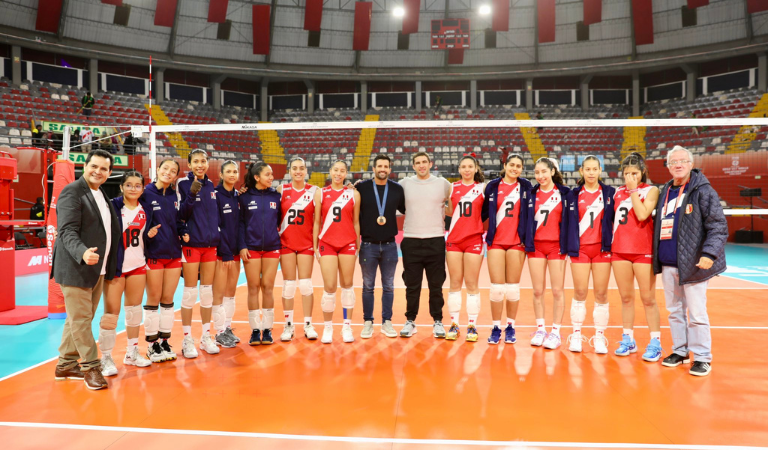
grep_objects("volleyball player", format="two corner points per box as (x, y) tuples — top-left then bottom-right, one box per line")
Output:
(238, 162), (282, 346)
(612, 153), (663, 362)
(565, 156), (615, 354)
(482, 153), (532, 345)
(211, 161), (241, 348)
(525, 158), (570, 349)
(445, 155), (486, 342)
(177, 149), (220, 358)
(98, 171), (156, 376)
(143, 158), (183, 362)
(278, 157), (319, 341)
(313, 160), (361, 344)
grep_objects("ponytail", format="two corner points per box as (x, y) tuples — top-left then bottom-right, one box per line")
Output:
(244, 161), (269, 190)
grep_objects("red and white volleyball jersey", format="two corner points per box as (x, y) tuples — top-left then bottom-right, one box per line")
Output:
(279, 183), (317, 251)
(121, 205), (147, 273)
(447, 181), (485, 244)
(577, 187), (604, 245)
(533, 188), (562, 242)
(493, 181), (522, 246)
(612, 183), (654, 254)
(318, 187), (357, 247)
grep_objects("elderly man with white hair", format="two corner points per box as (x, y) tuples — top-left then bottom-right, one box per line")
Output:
(651, 145), (728, 377)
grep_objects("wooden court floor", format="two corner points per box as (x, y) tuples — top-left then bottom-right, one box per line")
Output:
(1, 260), (766, 450)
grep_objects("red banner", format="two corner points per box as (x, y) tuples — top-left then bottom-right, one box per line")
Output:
(154, 0), (178, 27)
(353, 2), (372, 51)
(304, 0), (323, 31)
(402, 0), (420, 34)
(632, 0), (654, 46)
(448, 49), (464, 65)
(208, 0), (229, 23)
(748, 0), (768, 13)
(102, 0), (123, 5)
(35, 0), (64, 34)
(583, 0), (602, 25)
(537, 0), (556, 43)
(253, 5), (271, 55)
(687, 0), (709, 7)
(492, 0), (509, 32)
(46, 159), (74, 319)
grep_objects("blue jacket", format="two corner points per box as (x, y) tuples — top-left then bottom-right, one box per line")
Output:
(216, 184), (240, 261)
(482, 177), (533, 246)
(110, 196), (152, 277)
(141, 182), (182, 260)
(524, 184), (571, 254)
(238, 187), (282, 252)
(177, 172), (220, 248)
(565, 182), (616, 257)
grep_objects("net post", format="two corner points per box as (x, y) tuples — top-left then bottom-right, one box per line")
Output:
(61, 126), (70, 161)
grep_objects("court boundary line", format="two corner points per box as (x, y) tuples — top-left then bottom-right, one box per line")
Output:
(0, 422), (766, 449)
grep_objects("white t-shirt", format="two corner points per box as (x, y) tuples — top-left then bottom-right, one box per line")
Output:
(400, 175), (452, 239)
(91, 188), (112, 275)
(81, 129), (93, 143)
(121, 204), (147, 273)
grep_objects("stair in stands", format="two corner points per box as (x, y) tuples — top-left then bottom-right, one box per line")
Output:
(727, 93), (768, 154)
(309, 172), (327, 187)
(145, 104), (192, 159)
(351, 115), (380, 172)
(258, 123), (287, 166)
(514, 113), (547, 161)
(621, 116), (647, 160)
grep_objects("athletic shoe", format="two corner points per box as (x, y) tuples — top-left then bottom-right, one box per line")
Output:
(124, 347), (152, 368)
(381, 320), (397, 338)
(226, 327), (240, 344)
(488, 326), (502, 344)
(689, 361), (712, 377)
(100, 355), (118, 377)
(249, 329), (262, 346)
(361, 320), (374, 339)
(215, 331), (237, 348)
(182, 336), (199, 358)
(261, 328), (274, 345)
(147, 341), (166, 363)
(567, 333), (587, 353)
(642, 339), (662, 362)
(433, 321), (446, 339)
(614, 334), (637, 356)
(530, 330), (547, 347)
(342, 324), (355, 343)
(466, 325), (479, 342)
(281, 324), (295, 342)
(200, 333), (220, 354)
(504, 324), (516, 344)
(160, 339), (177, 361)
(400, 320), (417, 337)
(54, 365), (84, 381)
(589, 334), (609, 355)
(543, 332), (562, 350)
(662, 353), (691, 367)
(304, 323), (319, 340)
(321, 324), (333, 344)
(446, 323), (460, 341)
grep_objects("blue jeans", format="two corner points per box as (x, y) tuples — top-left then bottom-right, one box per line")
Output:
(359, 241), (398, 323)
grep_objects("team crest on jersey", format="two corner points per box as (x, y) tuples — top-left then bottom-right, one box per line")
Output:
(210, 192), (216, 200)
(685, 204), (693, 214)
(270, 202), (277, 209)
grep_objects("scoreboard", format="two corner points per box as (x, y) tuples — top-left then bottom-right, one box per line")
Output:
(431, 19), (470, 50)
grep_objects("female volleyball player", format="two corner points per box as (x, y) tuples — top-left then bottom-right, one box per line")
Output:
(313, 160), (361, 344)
(99, 171), (157, 376)
(238, 161), (282, 346)
(278, 157), (319, 342)
(525, 157), (570, 350)
(211, 161), (241, 348)
(482, 153), (532, 345)
(612, 153), (663, 362)
(143, 158), (183, 363)
(177, 149), (220, 358)
(565, 156), (615, 354)
(445, 155), (486, 342)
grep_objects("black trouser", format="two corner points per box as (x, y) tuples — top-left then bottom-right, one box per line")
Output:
(400, 237), (445, 322)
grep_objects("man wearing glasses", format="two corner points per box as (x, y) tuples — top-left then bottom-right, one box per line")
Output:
(652, 145), (727, 377)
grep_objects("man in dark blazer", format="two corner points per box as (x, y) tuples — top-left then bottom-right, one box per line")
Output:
(52, 149), (120, 390)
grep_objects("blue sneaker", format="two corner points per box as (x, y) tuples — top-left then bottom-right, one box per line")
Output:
(487, 326), (502, 344)
(249, 329), (261, 346)
(614, 334), (637, 356)
(504, 324), (516, 344)
(642, 338), (663, 362)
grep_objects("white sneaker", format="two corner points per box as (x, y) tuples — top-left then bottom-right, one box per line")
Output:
(182, 336), (199, 358)
(589, 334), (609, 354)
(304, 323), (319, 340)
(321, 325), (333, 344)
(361, 320), (374, 339)
(567, 333), (586, 353)
(124, 347), (152, 368)
(342, 324), (355, 343)
(200, 333), (220, 354)
(530, 330), (547, 347)
(100, 354), (118, 377)
(281, 324), (295, 342)
(381, 320), (397, 338)
(543, 332), (562, 350)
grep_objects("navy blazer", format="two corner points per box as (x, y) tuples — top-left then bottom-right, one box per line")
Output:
(524, 184), (571, 254)
(565, 182), (616, 257)
(110, 196), (153, 277)
(482, 177), (533, 246)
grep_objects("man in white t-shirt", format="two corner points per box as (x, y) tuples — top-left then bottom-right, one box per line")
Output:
(80, 126), (94, 152)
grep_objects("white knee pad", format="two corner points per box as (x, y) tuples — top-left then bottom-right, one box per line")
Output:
(490, 284), (505, 303)
(182, 286), (198, 309)
(321, 291), (336, 313)
(248, 309), (262, 330)
(199, 285), (213, 308)
(466, 293), (481, 316)
(505, 283), (520, 302)
(159, 303), (174, 334)
(124, 305), (143, 328)
(299, 279), (313, 297)
(571, 300), (587, 325)
(283, 280), (297, 300)
(223, 296), (236, 320)
(144, 306), (160, 337)
(341, 288), (355, 309)
(98, 328), (116, 354)
(448, 291), (462, 314)
(263, 308), (275, 329)
(593, 303), (610, 330)
(212, 304), (226, 332)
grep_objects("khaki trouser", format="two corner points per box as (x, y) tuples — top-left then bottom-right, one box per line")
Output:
(57, 276), (104, 371)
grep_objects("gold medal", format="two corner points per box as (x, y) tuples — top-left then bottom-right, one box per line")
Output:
(377, 216), (387, 225)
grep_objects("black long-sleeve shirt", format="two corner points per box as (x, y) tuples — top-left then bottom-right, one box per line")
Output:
(357, 179), (406, 243)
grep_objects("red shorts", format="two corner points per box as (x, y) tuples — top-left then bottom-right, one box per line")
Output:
(446, 235), (484, 254)
(217, 255), (241, 262)
(571, 242), (612, 264)
(528, 241), (566, 260)
(281, 245), (314, 256)
(487, 242), (525, 252)
(612, 252), (652, 264)
(318, 240), (357, 256)
(246, 249), (281, 259)
(146, 258), (182, 270)
(119, 265), (147, 278)
(181, 246), (217, 264)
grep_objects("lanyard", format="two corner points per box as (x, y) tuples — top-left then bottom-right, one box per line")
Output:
(373, 181), (389, 218)
(663, 181), (687, 217)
